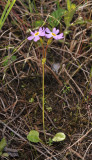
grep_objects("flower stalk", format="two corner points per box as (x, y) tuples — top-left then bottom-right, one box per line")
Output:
(27, 27), (64, 140)
(42, 57), (46, 138)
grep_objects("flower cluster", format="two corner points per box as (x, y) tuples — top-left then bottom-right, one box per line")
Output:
(27, 27), (64, 42)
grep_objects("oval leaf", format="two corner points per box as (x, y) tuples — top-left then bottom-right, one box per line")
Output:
(27, 130), (40, 143)
(52, 132), (66, 142)
(0, 138), (7, 152)
(2, 153), (9, 157)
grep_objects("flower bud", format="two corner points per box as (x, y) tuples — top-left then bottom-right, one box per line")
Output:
(47, 37), (53, 45)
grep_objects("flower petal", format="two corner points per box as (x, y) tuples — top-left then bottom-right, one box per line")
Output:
(39, 27), (45, 32)
(56, 29), (59, 34)
(31, 31), (34, 35)
(39, 27), (42, 32)
(45, 33), (52, 38)
(39, 31), (45, 36)
(45, 28), (51, 33)
(53, 35), (58, 40)
(42, 27), (45, 31)
(34, 30), (38, 34)
(53, 28), (59, 34)
(57, 33), (64, 40)
(52, 28), (56, 33)
(27, 35), (34, 41)
(34, 36), (40, 42)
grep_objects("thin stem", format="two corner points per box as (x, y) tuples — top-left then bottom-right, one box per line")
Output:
(40, 38), (45, 58)
(42, 58), (46, 141)
(42, 43), (45, 58)
(45, 44), (48, 58)
(42, 62), (45, 131)
(41, 38), (48, 141)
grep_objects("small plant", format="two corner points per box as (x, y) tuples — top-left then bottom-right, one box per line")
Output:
(0, 138), (8, 158)
(29, 97), (34, 103)
(2, 55), (17, 67)
(64, 0), (76, 28)
(47, 138), (53, 146)
(46, 106), (52, 112)
(47, 0), (77, 35)
(27, 130), (66, 144)
(63, 83), (70, 94)
(27, 27), (64, 139)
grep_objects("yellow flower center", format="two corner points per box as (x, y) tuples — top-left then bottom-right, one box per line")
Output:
(52, 33), (56, 36)
(34, 32), (39, 36)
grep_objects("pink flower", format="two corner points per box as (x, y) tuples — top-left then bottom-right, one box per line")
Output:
(27, 27), (45, 42)
(45, 28), (64, 40)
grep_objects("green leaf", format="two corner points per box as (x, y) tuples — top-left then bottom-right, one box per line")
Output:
(64, 8), (76, 27)
(29, 98), (34, 103)
(34, 20), (44, 28)
(73, 20), (86, 25)
(64, 29), (71, 35)
(71, 3), (76, 10)
(0, 138), (7, 152)
(90, 67), (92, 78)
(11, 55), (17, 62)
(48, 8), (66, 27)
(64, 11), (71, 27)
(2, 153), (9, 157)
(27, 130), (40, 143)
(56, 0), (60, 9)
(47, 138), (53, 146)
(29, 1), (33, 13)
(2, 55), (17, 66)
(72, 17), (90, 26)
(0, 151), (2, 156)
(2, 56), (9, 66)
(46, 106), (52, 112)
(67, 0), (71, 11)
(52, 132), (66, 142)
(64, 3), (76, 27)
